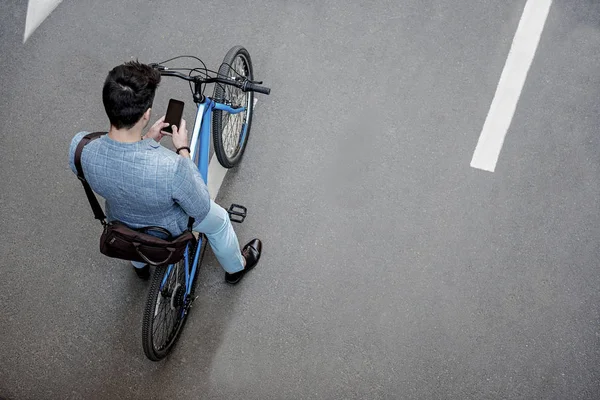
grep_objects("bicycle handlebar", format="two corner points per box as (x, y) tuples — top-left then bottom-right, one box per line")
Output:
(243, 81), (270, 95)
(151, 64), (271, 95)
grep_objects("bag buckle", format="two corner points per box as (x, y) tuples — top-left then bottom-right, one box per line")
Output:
(227, 204), (247, 223)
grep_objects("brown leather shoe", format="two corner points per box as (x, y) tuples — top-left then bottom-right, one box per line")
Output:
(225, 239), (262, 284)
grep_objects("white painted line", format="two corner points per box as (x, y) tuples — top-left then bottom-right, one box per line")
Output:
(470, 0), (552, 172)
(24, 0), (63, 43)
(207, 154), (228, 200)
(207, 98), (258, 200)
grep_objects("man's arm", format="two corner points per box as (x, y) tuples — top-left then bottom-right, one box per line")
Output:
(172, 156), (211, 221)
(170, 118), (206, 217)
(165, 119), (209, 220)
(171, 119), (192, 159)
(177, 149), (190, 158)
(68, 132), (89, 174)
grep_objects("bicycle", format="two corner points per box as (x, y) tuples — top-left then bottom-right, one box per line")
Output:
(141, 46), (270, 361)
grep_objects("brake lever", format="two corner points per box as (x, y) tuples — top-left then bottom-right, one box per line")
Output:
(149, 63), (165, 71)
(233, 77), (263, 85)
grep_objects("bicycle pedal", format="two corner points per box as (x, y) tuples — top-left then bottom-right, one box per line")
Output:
(227, 203), (247, 223)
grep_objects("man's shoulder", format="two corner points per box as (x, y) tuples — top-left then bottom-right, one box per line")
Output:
(70, 131), (89, 148)
(68, 131), (94, 174)
(69, 131), (106, 154)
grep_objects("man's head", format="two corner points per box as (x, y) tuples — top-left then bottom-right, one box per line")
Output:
(102, 61), (161, 129)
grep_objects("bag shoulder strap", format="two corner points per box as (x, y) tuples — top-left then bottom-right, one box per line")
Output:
(75, 132), (108, 225)
(74, 132), (195, 231)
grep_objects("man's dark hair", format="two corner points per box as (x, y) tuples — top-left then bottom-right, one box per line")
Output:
(102, 61), (161, 129)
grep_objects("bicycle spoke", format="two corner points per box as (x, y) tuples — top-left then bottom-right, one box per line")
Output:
(154, 299), (170, 346)
(147, 261), (188, 352)
(161, 311), (169, 349)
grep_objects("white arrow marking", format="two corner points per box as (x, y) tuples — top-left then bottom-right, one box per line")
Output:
(24, 0), (63, 43)
(470, 0), (552, 172)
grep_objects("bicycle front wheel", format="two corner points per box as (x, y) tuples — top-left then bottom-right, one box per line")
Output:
(212, 45), (255, 168)
(141, 255), (190, 361)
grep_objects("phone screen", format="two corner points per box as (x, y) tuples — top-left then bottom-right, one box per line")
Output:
(163, 99), (185, 134)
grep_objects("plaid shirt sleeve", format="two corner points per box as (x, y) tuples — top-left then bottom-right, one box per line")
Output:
(68, 132), (88, 175)
(172, 156), (211, 222)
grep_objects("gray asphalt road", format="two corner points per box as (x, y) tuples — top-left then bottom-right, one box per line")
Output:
(1, 0), (600, 399)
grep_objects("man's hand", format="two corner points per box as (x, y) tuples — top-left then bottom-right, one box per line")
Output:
(172, 119), (189, 150)
(144, 116), (170, 142)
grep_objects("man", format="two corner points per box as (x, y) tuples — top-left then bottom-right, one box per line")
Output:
(68, 61), (261, 284)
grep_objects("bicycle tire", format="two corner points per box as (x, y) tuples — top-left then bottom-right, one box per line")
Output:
(212, 46), (255, 168)
(141, 241), (197, 361)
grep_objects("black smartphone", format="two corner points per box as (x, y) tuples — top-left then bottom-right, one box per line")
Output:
(163, 99), (185, 134)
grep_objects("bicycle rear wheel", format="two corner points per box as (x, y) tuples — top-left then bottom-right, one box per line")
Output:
(141, 241), (197, 361)
(212, 45), (254, 168)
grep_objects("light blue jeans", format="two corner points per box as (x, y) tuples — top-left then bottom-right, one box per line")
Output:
(132, 200), (244, 273)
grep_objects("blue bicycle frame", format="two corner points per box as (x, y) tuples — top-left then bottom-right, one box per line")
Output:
(159, 97), (247, 300)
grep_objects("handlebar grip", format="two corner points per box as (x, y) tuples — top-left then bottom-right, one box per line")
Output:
(244, 82), (271, 95)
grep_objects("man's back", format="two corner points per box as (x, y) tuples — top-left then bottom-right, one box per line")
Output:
(69, 131), (210, 236)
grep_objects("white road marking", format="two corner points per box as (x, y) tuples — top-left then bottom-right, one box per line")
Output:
(207, 97), (259, 199)
(24, 0), (63, 43)
(470, 0), (552, 172)
(207, 154), (228, 200)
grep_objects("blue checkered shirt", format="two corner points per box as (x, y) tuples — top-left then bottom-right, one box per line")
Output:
(69, 132), (210, 236)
